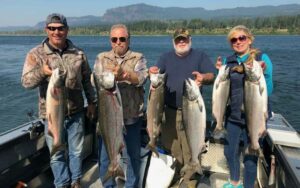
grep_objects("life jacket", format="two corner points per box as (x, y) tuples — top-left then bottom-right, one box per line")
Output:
(225, 53), (263, 125)
(226, 55), (245, 125)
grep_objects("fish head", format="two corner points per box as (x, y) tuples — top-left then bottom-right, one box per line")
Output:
(184, 78), (200, 101)
(99, 71), (115, 89)
(52, 68), (66, 87)
(219, 65), (230, 81)
(244, 60), (262, 82)
(150, 73), (165, 88)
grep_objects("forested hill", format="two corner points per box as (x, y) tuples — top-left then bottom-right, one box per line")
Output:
(11, 3), (300, 30)
(1, 3), (300, 35)
(100, 3), (300, 23)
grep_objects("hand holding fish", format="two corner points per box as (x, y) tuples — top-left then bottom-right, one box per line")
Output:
(215, 56), (222, 70)
(192, 71), (204, 86)
(259, 61), (266, 71)
(149, 66), (159, 75)
(43, 60), (52, 76)
(149, 66), (160, 91)
(111, 65), (123, 79)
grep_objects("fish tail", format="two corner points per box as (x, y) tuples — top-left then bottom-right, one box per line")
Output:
(212, 126), (225, 139)
(146, 142), (159, 157)
(245, 145), (260, 156)
(50, 144), (66, 157)
(181, 162), (203, 180)
(102, 164), (125, 184)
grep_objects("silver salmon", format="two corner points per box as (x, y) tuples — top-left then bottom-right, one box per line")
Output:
(93, 67), (125, 183)
(244, 60), (268, 153)
(212, 65), (230, 134)
(146, 73), (165, 156)
(182, 78), (206, 175)
(46, 68), (67, 156)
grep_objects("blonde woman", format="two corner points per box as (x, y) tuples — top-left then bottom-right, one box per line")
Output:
(216, 25), (273, 188)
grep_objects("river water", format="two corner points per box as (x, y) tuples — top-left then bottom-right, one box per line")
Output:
(0, 35), (299, 133)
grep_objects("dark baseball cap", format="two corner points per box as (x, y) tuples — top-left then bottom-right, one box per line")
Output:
(173, 28), (190, 39)
(45, 13), (68, 27)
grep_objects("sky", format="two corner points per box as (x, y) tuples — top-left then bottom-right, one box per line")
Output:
(1, 0), (300, 27)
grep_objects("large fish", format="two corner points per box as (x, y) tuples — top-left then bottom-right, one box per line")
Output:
(46, 68), (67, 156)
(212, 65), (230, 134)
(244, 60), (268, 153)
(181, 78), (206, 176)
(93, 65), (125, 183)
(146, 73), (165, 156)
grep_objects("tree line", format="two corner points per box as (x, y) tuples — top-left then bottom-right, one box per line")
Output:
(2, 14), (300, 36)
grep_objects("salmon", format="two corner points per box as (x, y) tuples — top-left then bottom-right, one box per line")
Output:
(244, 60), (268, 154)
(182, 78), (206, 176)
(93, 66), (125, 183)
(146, 73), (165, 156)
(46, 68), (67, 157)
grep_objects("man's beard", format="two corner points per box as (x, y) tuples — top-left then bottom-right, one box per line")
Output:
(114, 46), (128, 56)
(173, 41), (192, 56)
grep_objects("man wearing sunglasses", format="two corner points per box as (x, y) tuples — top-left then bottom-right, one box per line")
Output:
(149, 28), (215, 187)
(21, 13), (96, 188)
(94, 24), (148, 188)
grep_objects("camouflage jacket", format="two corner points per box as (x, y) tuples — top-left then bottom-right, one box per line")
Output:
(94, 49), (148, 120)
(21, 39), (96, 118)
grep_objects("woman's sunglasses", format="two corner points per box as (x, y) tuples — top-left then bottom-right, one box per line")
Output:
(230, 35), (247, 44)
(111, 37), (127, 43)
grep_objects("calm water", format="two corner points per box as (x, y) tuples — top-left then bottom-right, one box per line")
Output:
(0, 35), (299, 133)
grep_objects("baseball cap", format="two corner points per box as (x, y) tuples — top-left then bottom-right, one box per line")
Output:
(173, 28), (190, 39)
(45, 13), (68, 27)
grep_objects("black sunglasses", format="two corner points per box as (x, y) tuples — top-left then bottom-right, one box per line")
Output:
(230, 35), (247, 44)
(175, 36), (189, 43)
(47, 26), (66, 31)
(111, 37), (127, 43)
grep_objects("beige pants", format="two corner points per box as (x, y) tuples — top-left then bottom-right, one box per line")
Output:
(161, 106), (191, 166)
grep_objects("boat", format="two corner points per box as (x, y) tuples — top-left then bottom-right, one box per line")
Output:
(0, 112), (300, 188)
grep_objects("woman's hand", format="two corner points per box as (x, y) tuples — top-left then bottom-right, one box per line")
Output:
(215, 56), (222, 70)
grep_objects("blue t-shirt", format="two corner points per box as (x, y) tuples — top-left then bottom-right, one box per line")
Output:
(156, 48), (215, 108)
(222, 53), (273, 95)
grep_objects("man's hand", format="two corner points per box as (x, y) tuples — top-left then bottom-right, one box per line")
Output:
(112, 65), (123, 79)
(43, 61), (52, 76)
(149, 66), (159, 74)
(192, 71), (204, 87)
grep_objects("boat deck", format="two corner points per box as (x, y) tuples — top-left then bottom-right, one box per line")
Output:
(2, 113), (300, 188)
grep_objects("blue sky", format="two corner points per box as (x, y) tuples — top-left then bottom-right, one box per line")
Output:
(1, 0), (299, 27)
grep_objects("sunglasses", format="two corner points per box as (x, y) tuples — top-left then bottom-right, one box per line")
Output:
(47, 26), (66, 31)
(111, 37), (127, 43)
(175, 36), (189, 43)
(230, 35), (247, 44)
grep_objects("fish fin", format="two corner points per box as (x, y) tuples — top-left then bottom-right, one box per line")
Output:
(264, 111), (269, 121)
(102, 164), (124, 184)
(212, 127), (226, 139)
(215, 81), (219, 90)
(197, 102), (203, 112)
(259, 82), (265, 96)
(258, 148), (264, 159)
(146, 143), (159, 157)
(181, 162), (203, 179)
